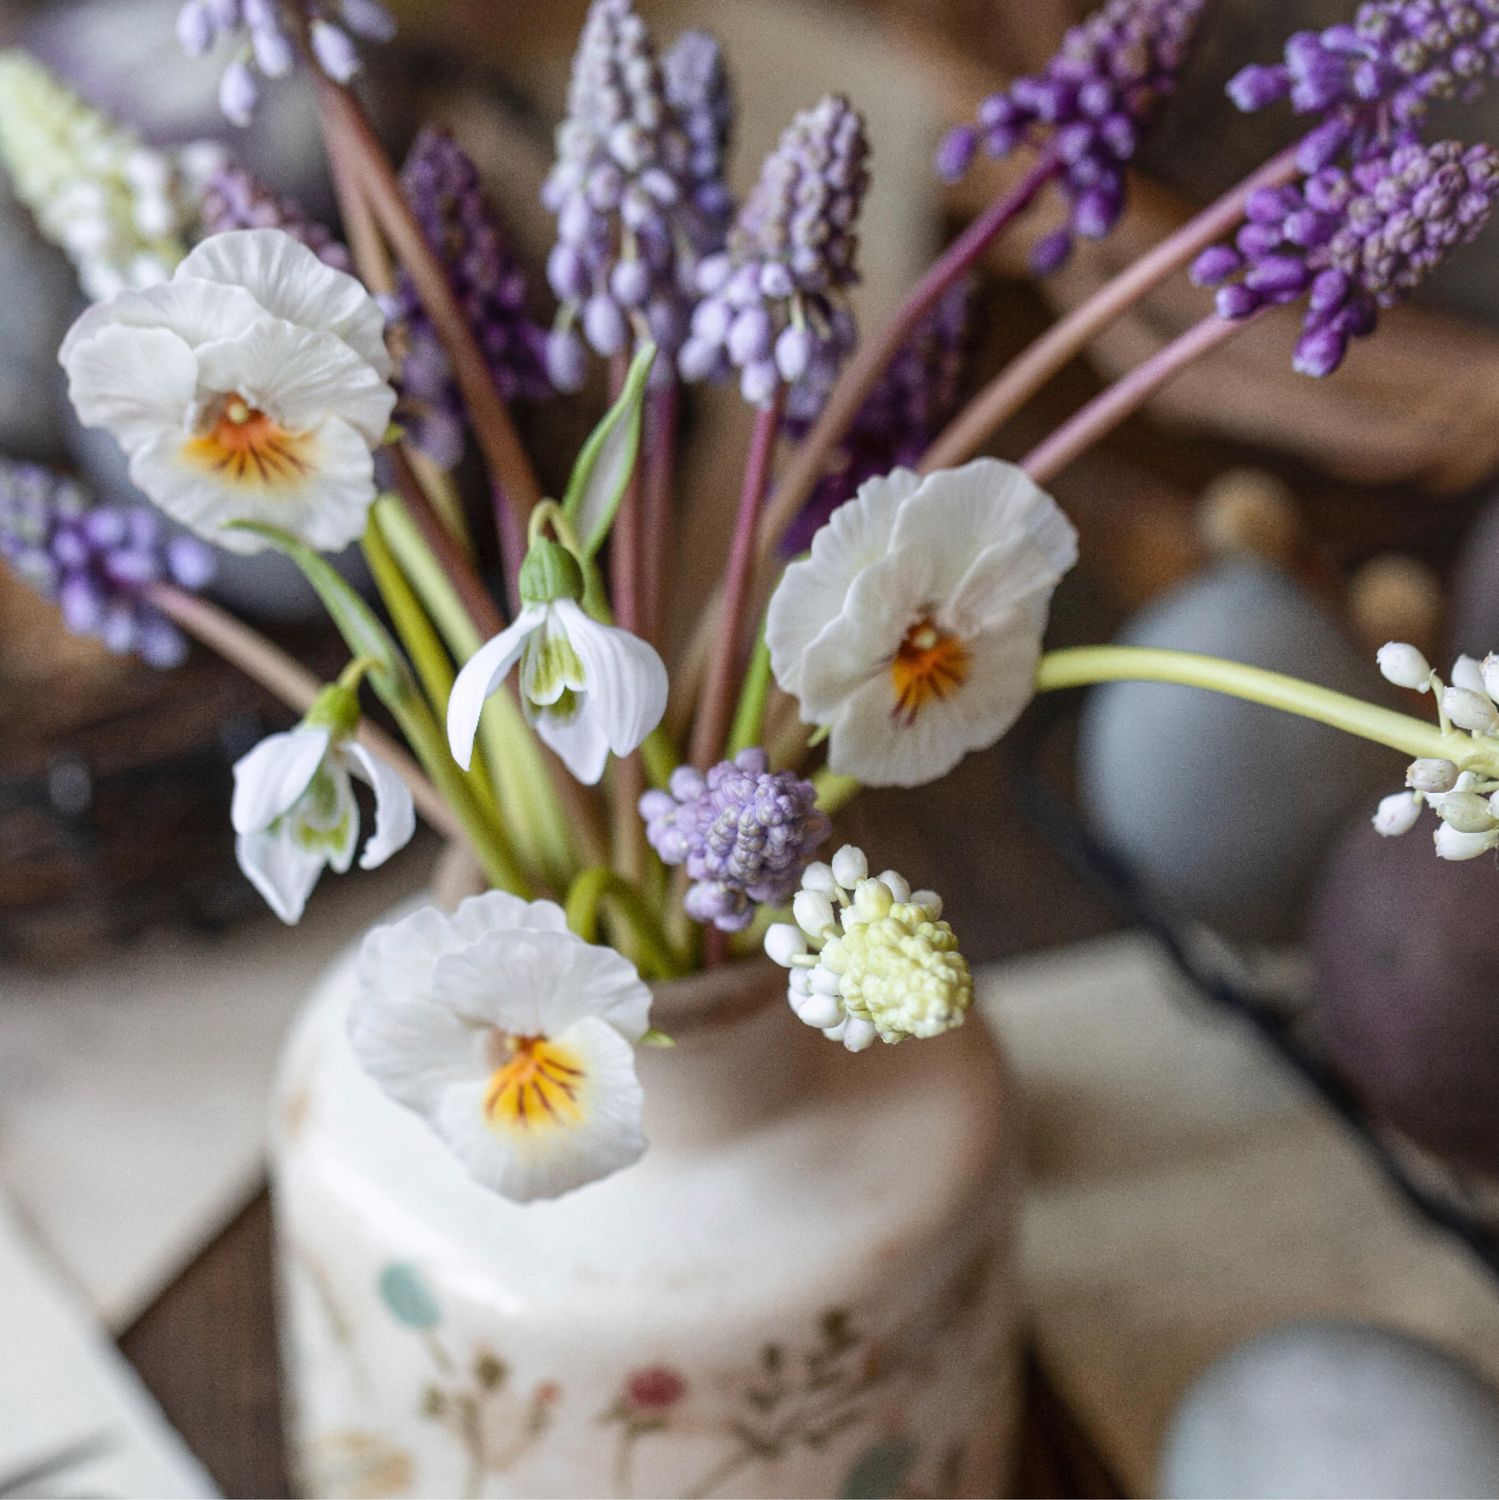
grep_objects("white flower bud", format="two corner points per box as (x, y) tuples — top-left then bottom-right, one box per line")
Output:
(1434, 790), (1499, 834)
(1453, 654), (1488, 696)
(831, 845), (868, 889)
(1377, 642), (1433, 691)
(911, 889), (943, 916)
(1372, 791), (1421, 838)
(852, 879), (893, 922)
(1444, 685), (1499, 735)
(1483, 654), (1499, 705)
(790, 986), (843, 1030)
(792, 890), (835, 939)
(801, 862), (837, 897)
(810, 965), (842, 996)
(1407, 757), (1459, 793)
(877, 869), (911, 902)
(835, 1016), (879, 1052)
(1434, 823), (1498, 862)
(764, 923), (807, 967)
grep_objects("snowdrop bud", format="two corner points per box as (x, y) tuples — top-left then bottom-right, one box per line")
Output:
(1376, 641), (1432, 691)
(764, 923), (808, 966)
(1444, 685), (1499, 735)
(1407, 758), (1459, 794)
(1372, 791), (1421, 838)
(1452, 654), (1488, 696)
(831, 845), (868, 888)
(1434, 823), (1498, 862)
(1435, 790), (1498, 834)
(877, 870), (911, 902)
(1483, 654), (1499, 705)
(793, 889), (835, 937)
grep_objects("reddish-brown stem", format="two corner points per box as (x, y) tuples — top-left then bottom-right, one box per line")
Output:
(640, 381), (678, 648)
(1021, 312), (1258, 485)
(691, 391), (786, 769)
(922, 141), (1304, 473)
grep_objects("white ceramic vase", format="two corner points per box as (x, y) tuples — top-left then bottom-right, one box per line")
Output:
(270, 936), (1024, 1500)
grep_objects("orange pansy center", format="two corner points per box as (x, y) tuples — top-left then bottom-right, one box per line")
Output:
(483, 1035), (587, 1133)
(183, 394), (313, 490)
(890, 617), (970, 726)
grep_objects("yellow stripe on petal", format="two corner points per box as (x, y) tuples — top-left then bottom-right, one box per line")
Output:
(889, 617), (970, 727)
(182, 394), (316, 492)
(482, 1037), (589, 1134)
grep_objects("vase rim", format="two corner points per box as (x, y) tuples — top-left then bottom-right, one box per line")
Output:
(648, 957), (785, 1038)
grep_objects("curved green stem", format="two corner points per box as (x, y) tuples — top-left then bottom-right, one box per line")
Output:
(1037, 646), (1491, 770)
(563, 867), (686, 979)
(813, 768), (861, 817)
(727, 630), (774, 758)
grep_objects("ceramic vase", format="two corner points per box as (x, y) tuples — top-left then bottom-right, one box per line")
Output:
(270, 935), (1024, 1499)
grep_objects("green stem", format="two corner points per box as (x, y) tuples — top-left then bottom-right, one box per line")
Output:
(812, 769), (861, 817)
(727, 629), (774, 758)
(563, 868), (686, 979)
(1037, 646), (1486, 768)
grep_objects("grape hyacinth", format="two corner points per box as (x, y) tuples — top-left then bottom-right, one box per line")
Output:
(176, 0), (396, 126)
(662, 28), (735, 257)
(542, 0), (707, 389)
(783, 283), (972, 555)
(1192, 138), (1499, 376)
(639, 748), (831, 931)
(681, 95), (870, 408)
(1229, 0), (1499, 172)
(0, 460), (215, 669)
(198, 159), (350, 269)
(393, 129), (553, 468)
(937, 0), (1208, 273)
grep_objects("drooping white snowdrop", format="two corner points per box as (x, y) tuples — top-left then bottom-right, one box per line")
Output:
(765, 459), (1077, 787)
(60, 228), (396, 554)
(349, 890), (652, 1201)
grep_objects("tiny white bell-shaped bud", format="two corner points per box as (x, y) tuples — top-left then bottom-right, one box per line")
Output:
(1434, 823), (1497, 861)
(1373, 791), (1422, 838)
(792, 890), (836, 939)
(877, 869), (912, 902)
(1444, 685), (1499, 735)
(1452, 654), (1488, 695)
(764, 923), (808, 967)
(1407, 757), (1459, 794)
(831, 845), (868, 889)
(1377, 642), (1432, 691)
(1434, 790), (1499, 834)
(1483, 654), (1499, 705)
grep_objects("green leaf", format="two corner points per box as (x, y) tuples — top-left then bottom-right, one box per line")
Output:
(561, 342), (657, 560)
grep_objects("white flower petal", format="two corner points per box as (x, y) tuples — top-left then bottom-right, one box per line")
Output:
(552, 599), (668, 758)
(178, 228), (393, 377)
(447, 608), (543, 770)
(235, 825), (326, 924)
(321, 760), (360, 875)
(945, 526), (1077, 639)
(343, 741), (417, 870)
(230, 726), (331, 833)
(349, 976), (482, 1116)
(59, 276), (268, 367)
(533, 696), (612, 784)
(64, 323), (199, 448)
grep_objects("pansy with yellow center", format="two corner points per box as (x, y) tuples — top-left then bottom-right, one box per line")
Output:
(349, 891), (652, 1202)
(59, 227), (396, 555)
(766, 459), (1076, 787)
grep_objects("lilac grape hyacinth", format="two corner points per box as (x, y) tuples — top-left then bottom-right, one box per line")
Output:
(176, 0), (396, 126)
(393, 129), (554, 469)
(0, 459), (215, 669)
(937, 0), (1209, 273)
(681, 95), (870, 409)
(640, 748), (831, 931)
(662, 28), (735, 258)
(1229, 1), (1499, 171)
(542, 0), (707, 389)
(198, 160), (350, 269)
(1192, 138), (1499, 376)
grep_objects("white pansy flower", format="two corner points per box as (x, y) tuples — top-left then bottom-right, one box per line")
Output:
(764, 843), (972, 1052)
(448, 538), (668, 786)
(60, 228), (396, 555)
(766, 459), (1077, 788)
(349, 891), (652, 1202)
(232, 683), (415, 924)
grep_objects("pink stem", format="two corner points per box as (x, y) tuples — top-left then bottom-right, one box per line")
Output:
(640, 381), (679, 648)
(1021, 311), (1260, 485)
(691, 391), (787, 769)
(922, 141), (1305, 473)
(493, 482), (524, 618)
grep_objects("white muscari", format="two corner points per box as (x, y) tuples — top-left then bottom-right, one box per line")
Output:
(763, 843), (972, 1052)
(231, 685), (415, 925)
(60, 228), (397, 555)
(447, 538), (668, 787)
(348, 890), (652, 1202)
(765, 459), (1077, 788)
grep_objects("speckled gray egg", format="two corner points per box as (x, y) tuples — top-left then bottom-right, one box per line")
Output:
(1310, 811), (1499, 1174)
(1160, 1320), (1499, 1499)
(1078, 562), (1390, 941)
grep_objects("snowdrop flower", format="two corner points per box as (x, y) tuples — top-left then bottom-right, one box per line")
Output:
(231, 680), (415, 924)
(764, 844), (972, 1051)
(60, 228), (396, 555)
(766, 459), (1077, 787)
(448, 537), (668, 786)
(349, 890), (652, 1201)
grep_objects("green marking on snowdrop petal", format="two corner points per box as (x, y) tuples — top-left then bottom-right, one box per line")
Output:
(378, 1262), (441, 1329)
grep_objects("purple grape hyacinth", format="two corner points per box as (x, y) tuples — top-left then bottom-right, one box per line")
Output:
(0, 459), (215, 669)
(392, 128), (554, 469)
(680, 94), (870, 409)
(1229, 1), (1499, 171)
(198, 160), (350, 270)
(176, 0), (396, 126)
(640, 748), (831, 931)
(662, 28), (735, 257)
(938, 0), (1208, 273)
(1192, 137), (1499, 376)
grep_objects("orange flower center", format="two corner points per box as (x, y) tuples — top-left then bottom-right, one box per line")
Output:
(483, 1035), (587, 1133)
(889, 617), (970, 726)
(183, 394), (314, 490)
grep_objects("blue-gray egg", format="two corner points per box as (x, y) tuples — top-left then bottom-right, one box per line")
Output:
(1078, 561), (1390, 941)
(1160, 1320), (1499, 1499)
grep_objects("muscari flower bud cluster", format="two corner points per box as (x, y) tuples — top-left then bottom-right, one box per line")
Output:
(392, 129), (553, 468)
(0, 459), (215, 669)
(661, 28), (735, 257)
(639, 748), (830, 931)
(764, 845), (973, 1051)
(1191, 137), (1499, 376)
(1373, 642), (1499, 860)
(176, 0), (396, 126)
(681, 94), (869, 408)
(937, 0), (1208, 273)
(198, 159), (350, 270)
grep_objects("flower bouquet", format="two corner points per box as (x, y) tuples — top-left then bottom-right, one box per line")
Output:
(4, 0), (1499, 1492)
